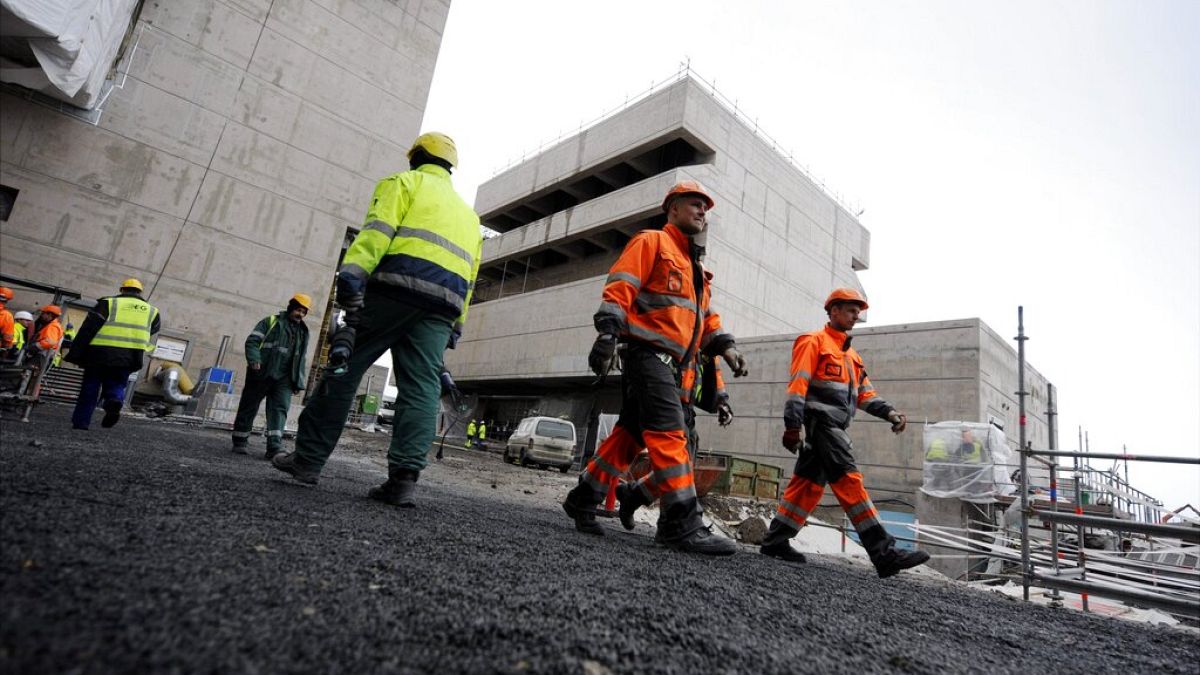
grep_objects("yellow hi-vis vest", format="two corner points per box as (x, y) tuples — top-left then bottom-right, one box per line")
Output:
(91, 296), (159, 352)
(13, 322), (25, 350)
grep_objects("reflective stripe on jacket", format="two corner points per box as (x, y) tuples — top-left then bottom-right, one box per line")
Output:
(90, 296), (159, 352)
(594, 224), (731, 365)
(340, 165), (482, 330)
(784, 324), (894, 430)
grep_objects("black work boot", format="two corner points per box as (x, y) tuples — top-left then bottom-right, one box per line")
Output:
(562, 484), (604, 536)
(231, 442), (248, 455)
(368, 469), (418, 508)
(860, 524), (930, 578)
(759, 519), (805, 562)
(263, 445), (281, 461)
(270, 452), (320, 485)
(100, 399), (122, 428)
(615, 481), (649, 531)
(658, 501), (737, 556)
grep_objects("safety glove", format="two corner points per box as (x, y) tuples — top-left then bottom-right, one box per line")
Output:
(447, 326), (463, 350)
(782, 427), (803, 453)
(722, 345), (748, 377)
(888, 410), (908, 434)
(716, 397), (734, 427)
(588, 334), (618, 377)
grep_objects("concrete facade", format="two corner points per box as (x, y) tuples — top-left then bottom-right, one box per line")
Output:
(1, 0), (448, 402)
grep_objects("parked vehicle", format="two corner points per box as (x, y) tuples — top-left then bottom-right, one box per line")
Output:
(503, 416), (576, 472)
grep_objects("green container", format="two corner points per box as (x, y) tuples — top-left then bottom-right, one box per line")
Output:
(358, 393), (380, 414)
(755, 462), (782, 480)
(730, 457), (758, 477)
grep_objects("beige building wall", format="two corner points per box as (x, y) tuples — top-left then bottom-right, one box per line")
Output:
(1, 0), (448, 395)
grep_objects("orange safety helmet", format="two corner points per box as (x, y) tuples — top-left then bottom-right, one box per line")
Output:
(824, 288), (869, 312)
(661, 180), (715, 212)
(40, 304), (63, 317)
(0, 286), (12, 302)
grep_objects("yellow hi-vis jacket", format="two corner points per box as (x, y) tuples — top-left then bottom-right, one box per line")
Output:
(13, 322), (26, 350)
(90, 296), (159, 352)
(340, 165), (482, 332)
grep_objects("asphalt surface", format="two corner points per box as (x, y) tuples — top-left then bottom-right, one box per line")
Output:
(2, 404), (1197, 674)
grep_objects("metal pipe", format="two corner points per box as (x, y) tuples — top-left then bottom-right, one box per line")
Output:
(1016, 306), (1030, 602)
(1020, 449), (1200, 464)
(1076, 426), (1088, 612)
(1032, 573), (1200, 619)
(214, 335), (231, 369)
(1038, 512), (1200, 543)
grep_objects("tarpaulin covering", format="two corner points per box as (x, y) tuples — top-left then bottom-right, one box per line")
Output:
(920, 420), (1015, 503)
(0, 0), (139, 108)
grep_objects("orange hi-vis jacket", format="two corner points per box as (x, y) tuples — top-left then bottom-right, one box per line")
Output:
(594, 224), (733, 376)
(784, 324), (894, 430)
(0, 305), (13, 349)
(34, 321), (64, 353)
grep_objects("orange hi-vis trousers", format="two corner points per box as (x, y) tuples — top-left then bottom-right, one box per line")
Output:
(579, 345), (697, 510)
(772, 422), (881, 539)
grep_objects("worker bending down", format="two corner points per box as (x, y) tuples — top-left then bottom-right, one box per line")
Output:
(761, 288), (930, 578)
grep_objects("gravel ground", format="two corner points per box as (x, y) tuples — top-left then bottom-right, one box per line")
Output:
(2, 403), (1197, 674)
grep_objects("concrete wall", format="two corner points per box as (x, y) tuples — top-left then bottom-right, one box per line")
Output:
(1, 0), (448, 395)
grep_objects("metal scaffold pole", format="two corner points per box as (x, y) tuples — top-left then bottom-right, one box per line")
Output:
(1016, 306), (1031, 601)
(1046, 384), (1063, 608)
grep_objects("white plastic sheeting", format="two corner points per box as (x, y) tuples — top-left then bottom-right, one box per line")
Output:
(0, 0), (139, 109)
(920, 421), (1015, 503)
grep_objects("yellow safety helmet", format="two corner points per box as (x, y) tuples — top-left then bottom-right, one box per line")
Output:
(290, 293), (312, 310)
(120, 278), (144, 292)
(407, 132), (458, 168)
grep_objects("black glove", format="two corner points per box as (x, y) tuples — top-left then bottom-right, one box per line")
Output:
(722, 345), (748, 377)
(717, 398), (734, 427)
(447, 327), (462, 350)
(782, 427), (803, 453)
(588, 334), (618, 376)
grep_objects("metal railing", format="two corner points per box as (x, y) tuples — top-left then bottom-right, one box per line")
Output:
(1013, 306), (1200, 619)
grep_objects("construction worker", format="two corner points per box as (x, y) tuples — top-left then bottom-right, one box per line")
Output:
(272, 132), (482, 510)
(28, 305), (65, 364)
(52, 323), (76, 368)
(66, 279), (161, 430)
(465, 418), (477, 448)
(231, 294), (312, 459)
(11, 310), (34, 352)
(561, 181), (748, 555)
(0, 286), (14, 352)
(477, 419), (487, 449)
(760, 288), (930, 577)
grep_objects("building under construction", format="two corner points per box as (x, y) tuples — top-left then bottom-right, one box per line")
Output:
(0, 0), (449, 404)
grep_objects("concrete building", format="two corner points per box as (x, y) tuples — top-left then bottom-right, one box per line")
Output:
(447, 74), (873, 443)
(445, 75), (1055, 578)
(1, 0), (449, 404)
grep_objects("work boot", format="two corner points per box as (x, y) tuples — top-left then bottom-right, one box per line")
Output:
(615, 481), (648, 531)
(760, 540), (807, 564)
(231, 443), (248, 455)
(562, 484), (604, 536)
(662, 524), (738, 556)
(263, 446), (280, 461)
(100, 400), (122, 428)
(859, 524), (930, 578)
(368, 469), (418, 508)
(872, 547), (931, 579)
(270, 452), (319, 485)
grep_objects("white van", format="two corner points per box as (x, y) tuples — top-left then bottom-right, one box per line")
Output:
(503, 416), (576, 472)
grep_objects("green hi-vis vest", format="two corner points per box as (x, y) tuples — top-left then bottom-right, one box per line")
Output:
(91, 296), (159, 352)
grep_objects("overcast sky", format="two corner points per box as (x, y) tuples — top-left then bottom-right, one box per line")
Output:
(417, 0), (1200, 508)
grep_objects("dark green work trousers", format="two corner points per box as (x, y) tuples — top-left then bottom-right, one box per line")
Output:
(233, 372), (292, 450)
(294, 293), (452, 474)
